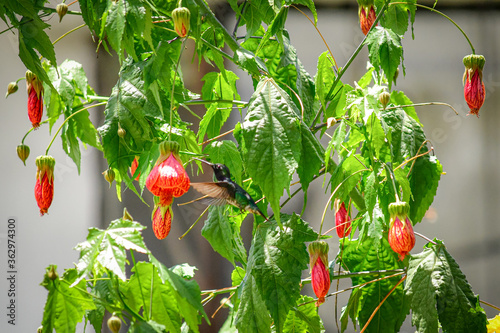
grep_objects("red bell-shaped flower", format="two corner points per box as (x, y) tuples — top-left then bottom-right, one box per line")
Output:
(335, 199), (351, 238)
(26, 70), (44, 129)
(35, 155), (55, 216)
(357, 0), (376, 35)
(146, 141), (190, 198)
(308, 241), (331, 306)
(463, 54), (486, 117)
(388, 201), (415, 261)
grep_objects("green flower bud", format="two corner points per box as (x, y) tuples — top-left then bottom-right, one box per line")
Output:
(379, 91), (390, 110)
(6, 82), (18, 98)
(17, 144), (30, 165)
(56, 3), (68, 22)
(172, 7), (190, 38)
(107, 314), (122, 333)
(103, 168), (115, 186)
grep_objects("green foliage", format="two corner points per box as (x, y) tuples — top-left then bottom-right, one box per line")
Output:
(3, 0), (488, 332)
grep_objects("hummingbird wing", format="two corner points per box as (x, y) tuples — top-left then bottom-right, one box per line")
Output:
(190, 181), (237, 206)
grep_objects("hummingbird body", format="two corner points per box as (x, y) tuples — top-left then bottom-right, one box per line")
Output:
(190, 161), (267, 219)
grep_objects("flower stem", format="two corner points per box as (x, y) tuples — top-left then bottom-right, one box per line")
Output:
(44, 102), (106, 155)
(414, 231), (437, 245)
(480, 299), (500, 312)
(390, 2), (475, 54)
(169, 38), (187, 141)
(52, 23), (86, 46)
(386, 101), (458, 115)
(178, 206), (209, 240)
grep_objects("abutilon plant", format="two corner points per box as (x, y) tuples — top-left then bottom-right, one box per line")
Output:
(387, 201), (416, 261)
(463, 54), (486, 117)
(308, 241), (331, 306)
(25, 70), (44, 128)
(34, 155), (55, 216)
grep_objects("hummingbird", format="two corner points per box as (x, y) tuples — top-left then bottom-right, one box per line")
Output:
(190, 158), (267, 219)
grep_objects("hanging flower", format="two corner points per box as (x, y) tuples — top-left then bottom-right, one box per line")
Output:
(146, 141), (190, 198)
(335, 199), (351, 238)
(357, 0), (376, 35)
(387, 201), (415, 261)
(26, 70), (44, 129)
(35, 155), (55, 216)
(172, 7), (190, 38)
(463, 54), (486, 117)
(308, 241), (331, 306)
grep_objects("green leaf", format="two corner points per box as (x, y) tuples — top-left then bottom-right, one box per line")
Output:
(283, 295), (323, 333)
(405, 241), (487, 333)
(381, 3), (409, 36)
(340, 288), (362, 333)
(235, 48), (268, 77)
(330, 154), (367, 200)
(235, 272), (272, 333)
(41, 269), (96, 333)
(390, 90), (420, 124)
(408, 155), (442, 224)
(315, 51), (336, 111)
(236, 214), (317, 332)
(202, 206), (239, 265)
(241, 78), (302, 226)
(104, 0), (126, 58)
(129, 320), (167, 333)
(74, 218), (148, 284)
(124, 262), (183, 332)
(285, 0), (317, 24)
(232, 266), (246, 286)
(365, 26), (403, 89)
(340, 237), (406, 333)
(297, 123), (324, 192)
(241, 0), (277, 39)
(149, 255), (209, 330)
(366, 112), (391, 162)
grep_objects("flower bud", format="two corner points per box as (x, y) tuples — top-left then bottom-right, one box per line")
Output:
(6, 81), (18, 98)
(35, 155), (55, 216)
(393, 67), (400, 85)
(17, 144), (30, 165)
(357, 0), (376, 35)
(379, 91), (390, 110)
(146, 141), (190, 198)
(151, 201), (173, 240)
(388, 201), (415, 261)
(117, 127), (126, 138)
(103, 168), (115, 186)
(172, 7), (190, 38)
(335, 199), (351, 238)
(25, 70), (44, 129)
(463, 54), (486, 117)
(56, 3), (68, 22)
(130, 156), (140, 181)
(308, 241), (330, 306)
(37, 326), (43, 333)
(122, 208), (133, 221)
(107, 314), (122, 333)
(47, 265), (58, 280)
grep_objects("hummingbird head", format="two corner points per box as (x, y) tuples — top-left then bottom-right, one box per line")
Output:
(211, 163), (231, 180)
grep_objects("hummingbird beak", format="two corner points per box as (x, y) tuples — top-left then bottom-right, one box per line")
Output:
(192, 157), (213, 166)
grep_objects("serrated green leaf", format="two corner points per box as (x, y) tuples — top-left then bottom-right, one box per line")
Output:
(330, 154), (367, 200)
(366, 112), (390, 162)
(241, 78), (302, 226)
(340, 288), (362, 332)
(394, 167), (412, 203)
(283, 295), (323, 333)
(390, 90), (420, 124)
(364, 171), (378, 217)
(236, 214), (317, 332)
(235, 48), (268, 77)
(149, 255), (208, 330)
(381, 4), (409, 36)
(285, 0), (317, 24)
(408, 155), (442, 224)
(74, 218), (148, 284)
(405, 241), (487, 333)
(232, 266), (246, 287)
(315, 51), (336, 111)
(365, 27), (403, 89)
(129, 320), (167, 333)
(340, 237), (406, 333)
(242, 0), (277, 39)
(202, 206), (237, 265)
(235, 273), (272, 333)
(297, 123), (324, 192)
(41, 269), (96, 333)
(104, 0), (126, 58)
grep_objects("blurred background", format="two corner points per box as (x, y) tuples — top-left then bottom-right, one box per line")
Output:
(0, 0), (499, 332)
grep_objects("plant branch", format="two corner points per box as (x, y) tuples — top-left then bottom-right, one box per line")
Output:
(386, 102), (458, 115)
(52, 24), (86, 46)
(198, 129), (235, 146)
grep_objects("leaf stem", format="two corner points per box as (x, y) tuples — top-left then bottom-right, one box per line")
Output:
(44, 102), (106, 155)
(480, 299), (500, 312)
(198, 129), (235, 147)
(414, 231), (437, 245)
(52, 24), (86, 46)
(21, 119), (49, 143)
(169, 38), (187, 141)
(290, 4), (338, 73)
(318, 169), (369, 237)
(386, 102), (458, 115)
(359, 275), (407, 333)
(390, 2), (475, 54)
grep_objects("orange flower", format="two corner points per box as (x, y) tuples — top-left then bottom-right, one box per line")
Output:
(335, 200), (351, 238)
(308, 241), (331, 306)
(35, 156), (55, 216)
(387, 202), (415, 261)
(463, 54), (486, 117)
(146, 141), (190, 198)
(26, 70), (44, 129)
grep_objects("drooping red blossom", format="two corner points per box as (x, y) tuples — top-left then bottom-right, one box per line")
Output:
(35, 155), (55, 216)
(130, 157), (140, 181)
(358, 0), (376, 35)
(151, 203), (173, 240)
(172, 7), (190, 38)
(463, 54), (486, 117)
(387, 201), (415, 261)
(308, 241), (331, 306)
(335, 200), (351, 238)
(26, 70), (44, 128)
(146, 141), (190, 198)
